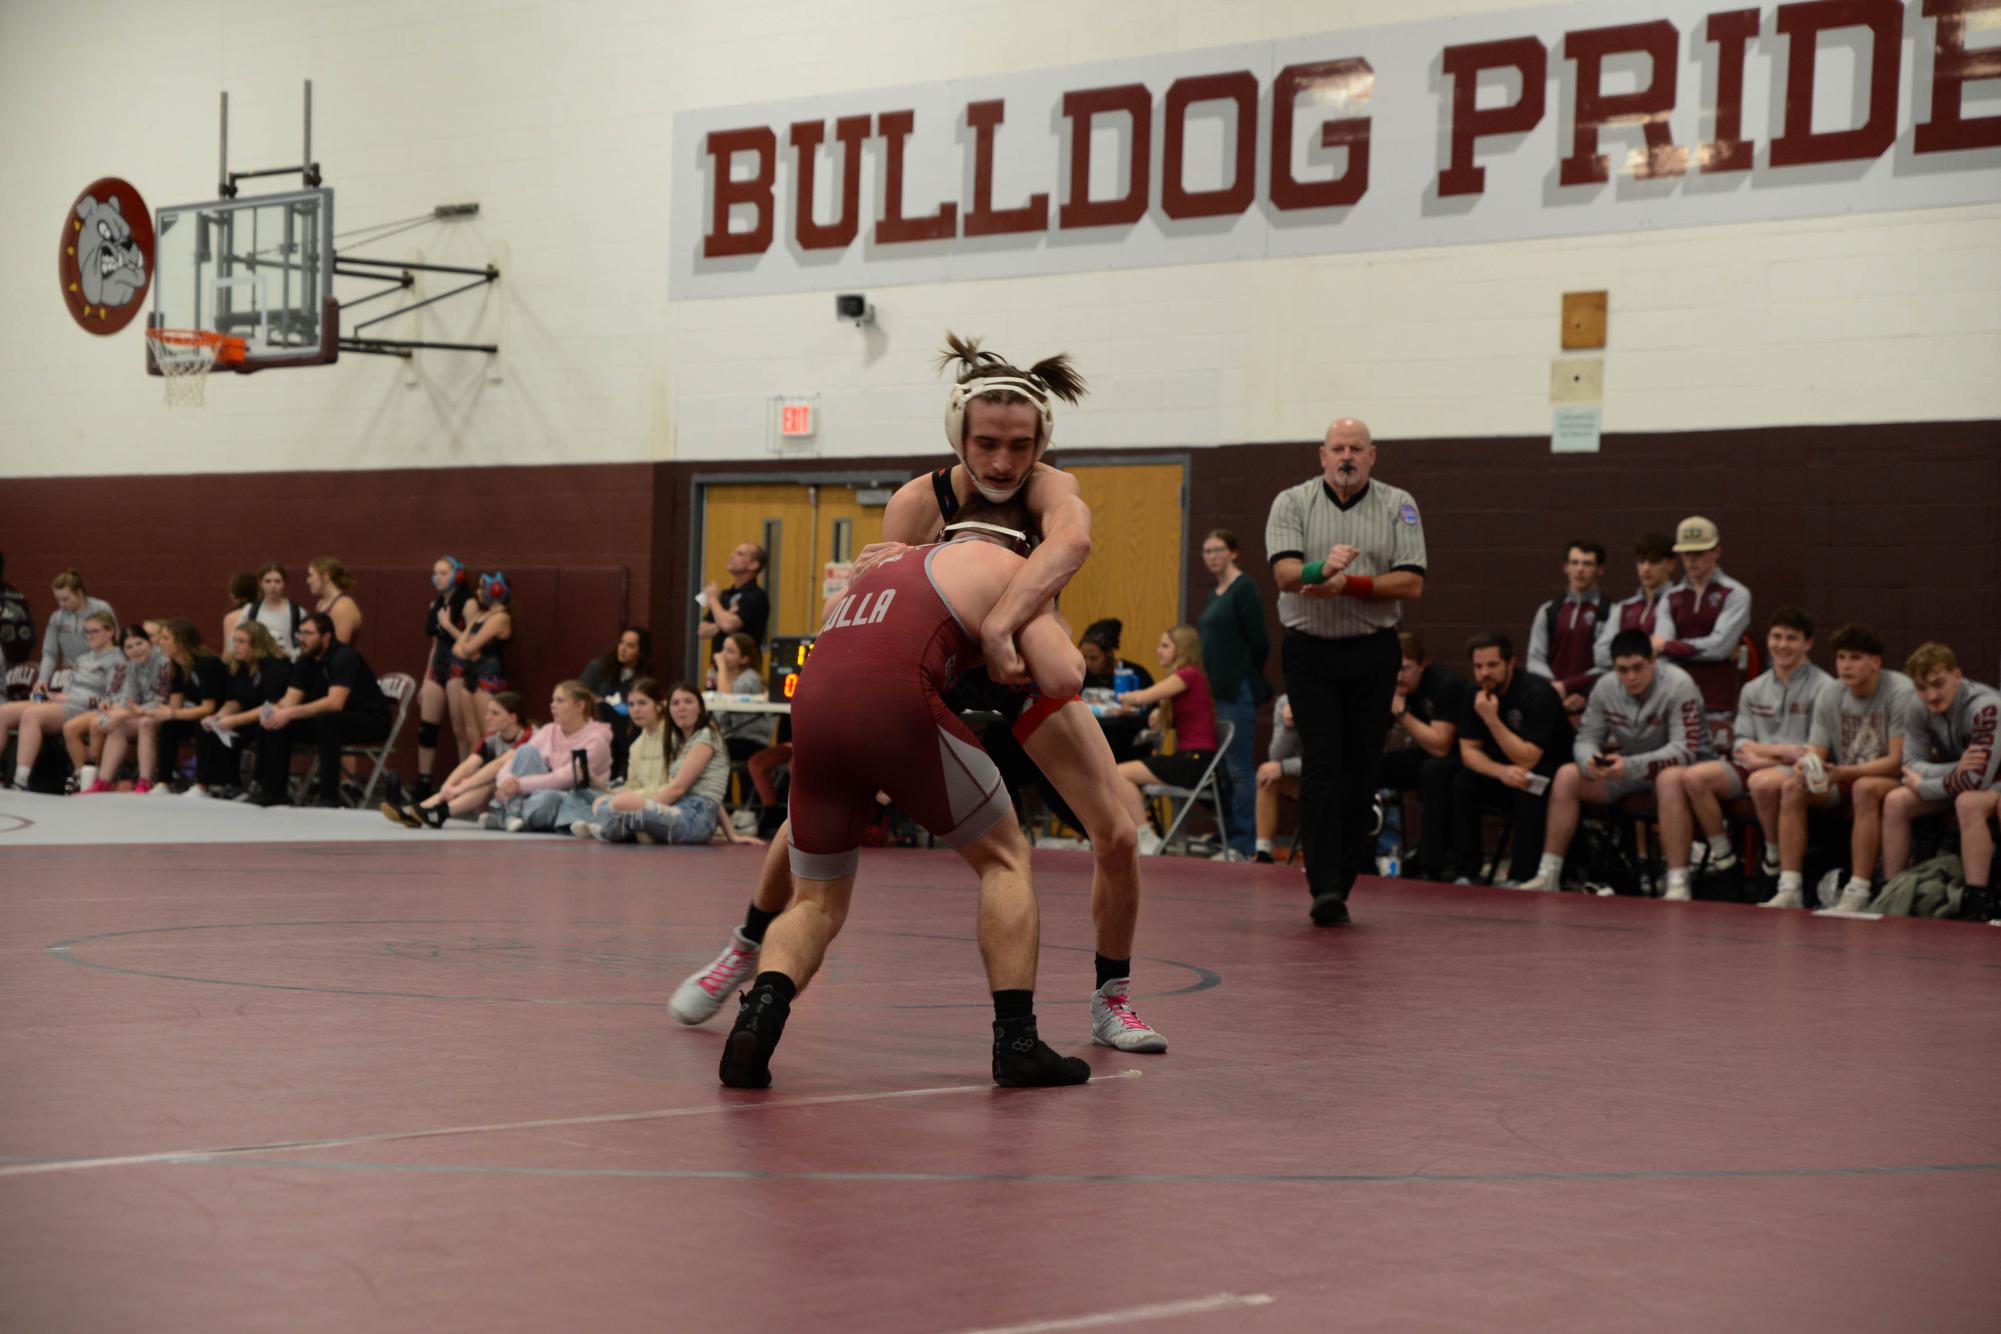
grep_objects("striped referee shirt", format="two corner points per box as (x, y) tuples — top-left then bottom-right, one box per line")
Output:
(1265, 477), (1427, 639)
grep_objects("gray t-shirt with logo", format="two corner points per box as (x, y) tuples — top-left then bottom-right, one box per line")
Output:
(1808, 670), (1917, 766)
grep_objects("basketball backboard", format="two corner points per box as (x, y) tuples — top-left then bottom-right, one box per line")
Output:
(148, 187), (337, 374)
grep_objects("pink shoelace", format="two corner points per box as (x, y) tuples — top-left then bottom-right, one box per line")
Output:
(697, 946), (755, 998)
(1104, 994), (1150, 1030)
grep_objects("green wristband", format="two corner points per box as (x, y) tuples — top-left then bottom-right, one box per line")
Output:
(1302, 560), (1326, 584)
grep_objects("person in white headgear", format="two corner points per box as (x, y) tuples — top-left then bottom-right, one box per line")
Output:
(668, 334), (1173, 1058)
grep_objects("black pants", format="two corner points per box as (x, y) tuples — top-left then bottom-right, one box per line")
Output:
(1282, 628), (1401, 901)
(256, 710), (391, 800)
(157, 718), (239, 788)
(1379, 747), (1458, 878)
(1449, 768), (1551, 883)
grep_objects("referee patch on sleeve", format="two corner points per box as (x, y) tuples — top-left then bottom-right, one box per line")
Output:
(1398, 502), (1419, 525)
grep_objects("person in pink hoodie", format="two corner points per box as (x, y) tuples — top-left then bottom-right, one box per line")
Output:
(483, 679), (613, 832)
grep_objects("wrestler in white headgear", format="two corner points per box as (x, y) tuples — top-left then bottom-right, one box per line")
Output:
(938, 332), (1088, 504)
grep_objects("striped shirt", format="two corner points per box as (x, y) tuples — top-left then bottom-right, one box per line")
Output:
(1264, 477), (1427, 639)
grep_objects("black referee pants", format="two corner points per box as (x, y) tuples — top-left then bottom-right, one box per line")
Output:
(1282, 628), (1401, 901)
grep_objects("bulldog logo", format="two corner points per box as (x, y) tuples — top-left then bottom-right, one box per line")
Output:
(59, 176), (154, 335)
(76, 195), (146, 308)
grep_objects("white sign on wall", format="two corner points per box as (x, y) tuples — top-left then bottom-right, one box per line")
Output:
(670, 0), (2001, 300)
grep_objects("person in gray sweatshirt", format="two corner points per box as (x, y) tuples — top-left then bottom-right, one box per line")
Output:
(1880, 642), (1998, 918)
(1516, 628), (1713, 892)
(36, 570), (117, 685)
(74, 624), (174, 793)
(3, 608), (122, 791)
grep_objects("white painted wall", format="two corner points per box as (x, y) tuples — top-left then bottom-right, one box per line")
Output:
(2, 0), (1996, 479)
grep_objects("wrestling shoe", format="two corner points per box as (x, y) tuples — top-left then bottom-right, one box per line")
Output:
(1090, 978), (1166, 1053)
(380, 800), (421, 829)
(671, 928), (761, 1026)
(992, 1020), (1091, 1088)
(719, 980), (790, 1089)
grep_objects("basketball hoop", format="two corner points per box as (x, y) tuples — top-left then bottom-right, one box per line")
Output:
(145, 328), (246, 407)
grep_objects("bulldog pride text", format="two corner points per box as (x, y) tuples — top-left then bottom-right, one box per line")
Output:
(669, 0), (2001, 299)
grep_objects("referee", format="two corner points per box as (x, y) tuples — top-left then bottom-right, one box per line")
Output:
(1265, 417), (1428, 926)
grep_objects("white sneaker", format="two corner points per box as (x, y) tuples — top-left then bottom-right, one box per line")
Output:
(1509, 873), (1558, 892)
(1137, 826), (1164, 856)
(669, 928), (760, 1026)
(1761, 885), (1805, 909)
(569, 819), (593, 838)
(179, 784), (208, 799)
(1662, 880), (1692, 902)
(504, 816), (526, 833)
(1835, 883), (1875, 913)
(477, 812), (503, 830)
(1210, 848), (1248, 863)
(1090, 977), (1166, 1053)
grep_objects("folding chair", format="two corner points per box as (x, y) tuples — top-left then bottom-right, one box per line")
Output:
(1141, 721), (1235, 854)
(299, 673), (417, 807)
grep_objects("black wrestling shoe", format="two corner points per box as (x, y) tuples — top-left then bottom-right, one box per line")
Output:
(380, 800), (422, 829)
(992, 1020), (1091, 1088)
(719, 982), (791, 1089)
(1309, 893), (1352, 927)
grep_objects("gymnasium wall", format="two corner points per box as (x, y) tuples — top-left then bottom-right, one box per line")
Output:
(3, 0), (1997, 479)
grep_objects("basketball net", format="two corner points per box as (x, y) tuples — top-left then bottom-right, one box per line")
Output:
(146, 329), (246, 407)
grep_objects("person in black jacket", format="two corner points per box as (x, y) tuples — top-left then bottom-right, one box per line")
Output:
(414, 556), (475, 800)
(255, 613), (391, 807)
(205, 621), (294, 799)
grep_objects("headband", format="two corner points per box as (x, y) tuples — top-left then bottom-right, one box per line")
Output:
(942, 375), (1055, 455)
(941, 520), (1032, 556)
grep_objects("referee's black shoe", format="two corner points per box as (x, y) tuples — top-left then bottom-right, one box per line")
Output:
(1309, 893), (1351, 927)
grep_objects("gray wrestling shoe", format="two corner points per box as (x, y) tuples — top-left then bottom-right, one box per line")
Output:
(670, 928), (761, 1026)
(1090, 977), (1166, 1053)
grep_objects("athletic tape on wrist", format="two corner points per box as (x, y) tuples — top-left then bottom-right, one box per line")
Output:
(1302, 560), (1326, 585)
(1340, 574), (1374, 599)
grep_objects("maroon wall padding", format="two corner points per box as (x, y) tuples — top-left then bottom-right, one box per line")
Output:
(3, 463), (655, 778)
(8, 419), (1995, 781)
(1180, 421), (2001, 693)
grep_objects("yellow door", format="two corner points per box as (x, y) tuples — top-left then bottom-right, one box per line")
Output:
(1060, 461), (1187, 655)
(700, 484), (819, 644)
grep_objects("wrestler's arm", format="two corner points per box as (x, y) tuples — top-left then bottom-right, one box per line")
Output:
(983, 471), (1092, 682)
(844, 477), (940, 584)
(1016, 606), (1085, 700)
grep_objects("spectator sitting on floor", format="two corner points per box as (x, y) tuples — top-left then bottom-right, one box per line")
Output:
(75, 623), (172, 793)
(1657, 607), (1831, 894)
(253, 613), (393, 808)
(2, 608), (121, 792)
(1882, 643), (1998, 911)
(146, 619), (228, 795)
(1516, 630), (1713, 893)
(204, 621), (293, 801)
(1255, 694), (1300, 863)
(1763, 623), (1914, 912)
(591, 681), (757, 846)
(1596, 533), (1678, 673)
(1112, 625), (1220, 856)
(485, 679), (612, 832)
(1659, 516), (1752, 716)
(1450, 632), (1566, 886)
(1382, 631), (1469, 881)
(1527, 540), (1610, 719)
(386, 691), (531, 829)
(710, 632), (776, 767)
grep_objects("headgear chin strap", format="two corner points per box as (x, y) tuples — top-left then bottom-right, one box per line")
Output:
(943, 376), (1056, 500)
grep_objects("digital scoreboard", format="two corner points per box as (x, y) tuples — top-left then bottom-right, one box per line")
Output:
(768, 635), (816, 703)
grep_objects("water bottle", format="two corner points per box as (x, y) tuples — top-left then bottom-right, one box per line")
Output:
(571, 748), (589, 788)
(1113, 664), (1138, 696)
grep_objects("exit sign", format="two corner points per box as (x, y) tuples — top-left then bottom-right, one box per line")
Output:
(779, 401), (815, 437)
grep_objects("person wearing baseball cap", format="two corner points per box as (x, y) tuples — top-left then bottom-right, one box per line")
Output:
(1658, 516), (1752, 716)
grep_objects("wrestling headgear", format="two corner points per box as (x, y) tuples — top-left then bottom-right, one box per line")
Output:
(943, 376), (1056, 503)
(441, 555), (466, 586)
(479, 571), (511, 605)
(941, 519), (1033, 558)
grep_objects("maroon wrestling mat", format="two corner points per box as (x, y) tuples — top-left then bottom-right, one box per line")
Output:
(2, 841), (1997, 1332)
